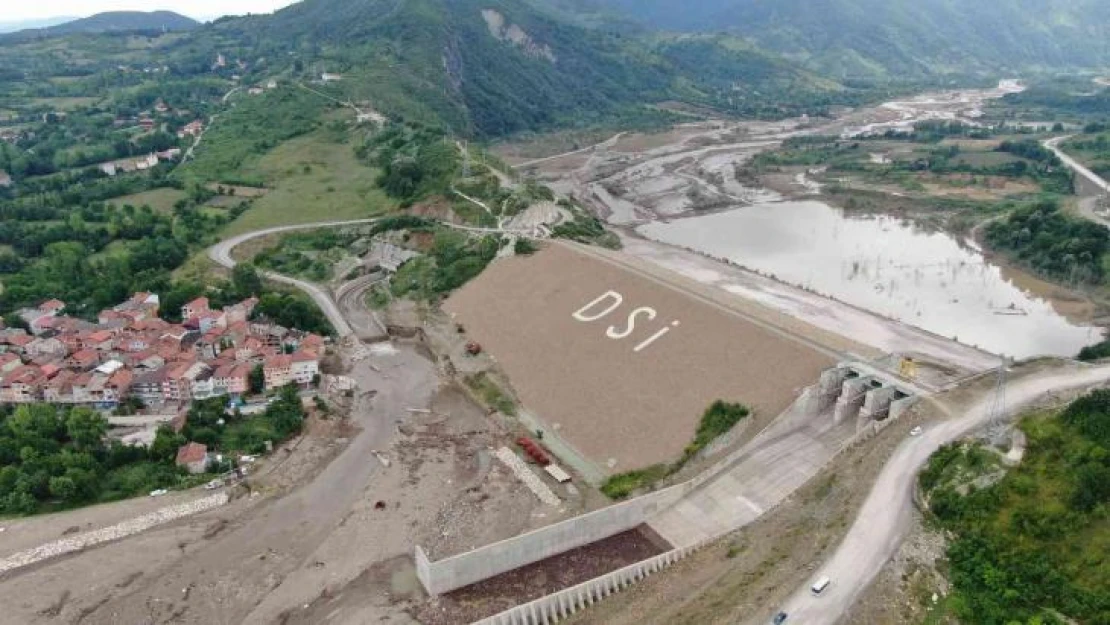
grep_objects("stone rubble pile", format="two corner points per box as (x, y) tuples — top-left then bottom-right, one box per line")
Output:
(0, 492), (228, 575)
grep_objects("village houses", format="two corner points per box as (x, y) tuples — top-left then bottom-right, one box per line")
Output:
(0, 293), (325, 408)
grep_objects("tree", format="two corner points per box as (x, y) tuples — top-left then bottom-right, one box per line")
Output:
(7, 403), (63, 442)
(249, 364), (266, 395)
(150, 426), (186, 463)
(231, 263), (263, 299)
(3, 313), (30, 332)
(5, 490), (37, 515)
(65, 407), (107, 450)
(266, 384), (305, 437)
(48, 476), (76, 501)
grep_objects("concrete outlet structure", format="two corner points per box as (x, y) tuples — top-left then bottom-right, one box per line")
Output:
(834, 376), (870, 425)
(819, 362), (918, 433)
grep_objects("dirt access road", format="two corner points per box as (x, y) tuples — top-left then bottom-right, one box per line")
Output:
(775, 361), (1110, 625)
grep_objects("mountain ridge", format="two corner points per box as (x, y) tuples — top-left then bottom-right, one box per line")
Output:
(190, 0), (860, 137)
(2, 11), (199, 41)
(579, 0), (1110, 78)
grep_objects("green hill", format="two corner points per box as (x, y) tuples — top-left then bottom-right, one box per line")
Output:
(2, 11), (199, 41)
(582, 0), (1110, 79)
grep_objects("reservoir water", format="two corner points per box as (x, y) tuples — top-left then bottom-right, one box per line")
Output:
(638, 201), (1102, 358)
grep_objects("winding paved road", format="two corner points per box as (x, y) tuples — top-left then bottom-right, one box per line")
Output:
(208, 219), (382, 336)
(1043, 135), (1110, 229)
(1045, 135), (1110, 194)
(777, 362), (1110, 624)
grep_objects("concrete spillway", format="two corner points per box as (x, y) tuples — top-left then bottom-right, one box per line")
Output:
(415, 361), (921, 624)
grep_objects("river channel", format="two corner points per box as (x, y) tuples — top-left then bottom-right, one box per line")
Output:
(519, 81), (1105, 361)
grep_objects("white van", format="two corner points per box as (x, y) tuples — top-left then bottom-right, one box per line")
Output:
(811, 576), (831, 595)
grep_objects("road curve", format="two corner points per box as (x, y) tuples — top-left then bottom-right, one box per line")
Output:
(207, 219), (382, 336)
(1045, 135), (1110, 194)
(777, 362), (1110, 624)
(207, 215), (533, 337)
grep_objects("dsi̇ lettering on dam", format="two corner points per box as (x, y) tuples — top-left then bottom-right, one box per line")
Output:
(572, 290), (680, 353)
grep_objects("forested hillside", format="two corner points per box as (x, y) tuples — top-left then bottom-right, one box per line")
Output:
(173, 0), (865, 137)
(920, 392), (1110, 624)
(583, 0), (1110, 79)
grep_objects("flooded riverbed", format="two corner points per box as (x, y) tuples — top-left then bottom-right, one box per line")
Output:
(639, 201), (1101, 358)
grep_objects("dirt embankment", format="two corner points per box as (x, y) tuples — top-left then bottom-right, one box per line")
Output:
(444, 243), (834, 475)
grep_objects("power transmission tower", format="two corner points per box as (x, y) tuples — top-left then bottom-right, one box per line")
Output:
(986, 355), (1009, 445)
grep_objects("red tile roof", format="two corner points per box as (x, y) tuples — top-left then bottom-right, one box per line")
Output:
(175, 442), (208, 465)
(265, 354), (293, 368)
(108, 368), (133, 389)
(291, 351), (318, 363)
(184, 297), (209, 310)
(70, 349), (99, 365)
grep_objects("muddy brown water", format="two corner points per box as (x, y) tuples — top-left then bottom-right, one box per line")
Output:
(639, 200), (1102, 358)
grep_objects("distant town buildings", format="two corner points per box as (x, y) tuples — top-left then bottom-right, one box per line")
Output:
(97, 150), (179, 177)
(0, 293), (325, 409)
(178, 120), (204, 139)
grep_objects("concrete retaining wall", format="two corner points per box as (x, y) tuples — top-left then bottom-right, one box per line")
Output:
(416, 483), (690, 595)
(472, 545), (700, 625)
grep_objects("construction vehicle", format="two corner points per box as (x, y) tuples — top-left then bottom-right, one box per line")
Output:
(899, 356), (917, 380)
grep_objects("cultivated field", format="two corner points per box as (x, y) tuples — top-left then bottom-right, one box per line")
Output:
(444, 243), (835, 474)
(106, 187), (187, 213)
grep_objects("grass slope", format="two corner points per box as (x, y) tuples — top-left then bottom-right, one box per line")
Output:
(221, 132), (395, 235)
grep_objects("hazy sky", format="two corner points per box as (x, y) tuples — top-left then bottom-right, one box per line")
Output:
(2, 0), (301, 22)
